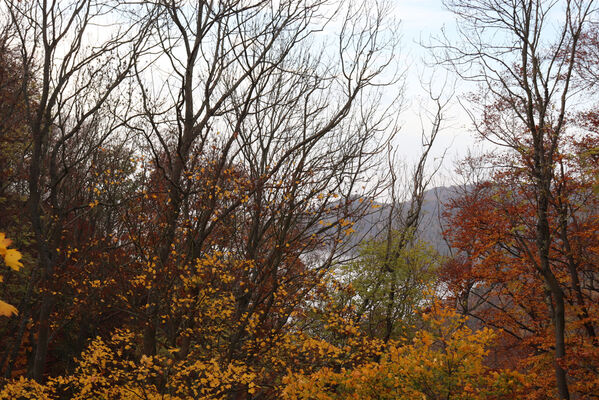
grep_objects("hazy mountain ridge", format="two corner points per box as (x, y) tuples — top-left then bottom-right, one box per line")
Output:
(348, 185), (466, 254)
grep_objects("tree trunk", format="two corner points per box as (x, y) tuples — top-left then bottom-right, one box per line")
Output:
(536, 174), (569, 399)
(29, 127), (55, 382)
(553, 290), (569, 400)
(32, 295), (53, 382)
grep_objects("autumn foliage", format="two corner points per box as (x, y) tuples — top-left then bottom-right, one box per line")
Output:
(1, 0), (599, 399)
(282, 307), (525, 400)
(441, 132), (599, 398)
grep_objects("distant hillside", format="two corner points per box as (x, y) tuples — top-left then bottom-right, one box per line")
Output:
(347, 185), (467, 255)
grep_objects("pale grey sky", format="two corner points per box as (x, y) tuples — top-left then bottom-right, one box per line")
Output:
(390, 0), (490, 185)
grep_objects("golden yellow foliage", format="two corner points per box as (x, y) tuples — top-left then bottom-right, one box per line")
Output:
(0, 251), (526, 400)
(0, 300), (18, 317)
(0, 376), (53, 400)
(282, 307), (525, 400)
(0, 233), (22, 271)
(0, 232), (22, 317)
(0, 233), (12, 252)
(3, 248), (23, 271)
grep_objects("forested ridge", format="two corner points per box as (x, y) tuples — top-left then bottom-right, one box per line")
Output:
(0, 1), (598, 399)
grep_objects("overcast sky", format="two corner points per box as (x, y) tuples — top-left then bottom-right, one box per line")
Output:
(390, 0), (490, 186)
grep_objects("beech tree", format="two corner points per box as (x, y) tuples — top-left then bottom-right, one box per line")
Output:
(442, 132), (599, 398)
(433, 1), (598, 397)
(3, 0), (153, 380)
(129, 0), (401, 364)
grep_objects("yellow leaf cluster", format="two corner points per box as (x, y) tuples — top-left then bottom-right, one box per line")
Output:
(0, 376), (53, 400)
(0, 232), (23, 317)
(0, 232), (23, 271)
